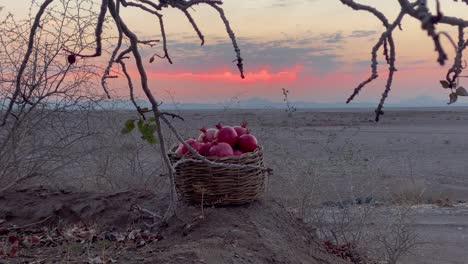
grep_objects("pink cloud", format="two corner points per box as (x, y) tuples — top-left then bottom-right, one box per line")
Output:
(140, 65), (303, 83)
(113, 62), (451, 103)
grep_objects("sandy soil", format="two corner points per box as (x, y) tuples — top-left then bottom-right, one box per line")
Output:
(0, 187), (344, 264)
(2, 107), (468, 263)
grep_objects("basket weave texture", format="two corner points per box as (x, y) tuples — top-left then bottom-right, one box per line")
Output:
(168, 146), (266, 206)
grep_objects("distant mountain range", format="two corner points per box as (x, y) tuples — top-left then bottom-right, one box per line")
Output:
(98, 96), (468, 110)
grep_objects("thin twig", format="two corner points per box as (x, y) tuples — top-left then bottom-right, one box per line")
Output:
(1, 0), (54, 126)
(7, 215), (54, 230)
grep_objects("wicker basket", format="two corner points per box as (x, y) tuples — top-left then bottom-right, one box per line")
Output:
(168, 146), (267, 206)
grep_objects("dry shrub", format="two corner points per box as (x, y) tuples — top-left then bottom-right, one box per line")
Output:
(0, 0), (105, 192)
(390, 179), (427, 206)
(298, 130), (419, 264)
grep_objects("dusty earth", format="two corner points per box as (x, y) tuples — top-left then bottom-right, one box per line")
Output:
(2, 107), (468, 263)
(0, 186), (345, 264)
(403, 203), (468, 264)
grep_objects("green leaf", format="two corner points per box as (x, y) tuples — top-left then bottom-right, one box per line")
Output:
(121, 119), (135, 134)
(138, 122), (158, 144)
(137, 119), (144, 133)
(144, 134), (158, 144)
(149, 117), (156, 122)
(448, 93), (458, 105)
(455, 87), (468, 96)
(440, 80), (451, 89)
(140, 128), (157, 144)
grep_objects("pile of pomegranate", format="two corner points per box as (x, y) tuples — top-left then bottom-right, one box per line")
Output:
(175, 122), (259, 157)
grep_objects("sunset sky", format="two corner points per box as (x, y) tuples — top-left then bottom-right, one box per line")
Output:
(1, 0), (467, 106)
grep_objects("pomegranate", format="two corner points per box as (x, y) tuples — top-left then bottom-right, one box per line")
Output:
(233, 150), (244, 156)
(199, 142), (213, 156)
(238, 133), (258, 152)
(67, 54), (76, 64)
(215, 123), (238, 147)
(208, 142), (234, 157)
(233, 121), (248, 137)
(175, 139), (202, 155)
(198, 127), (217, 143)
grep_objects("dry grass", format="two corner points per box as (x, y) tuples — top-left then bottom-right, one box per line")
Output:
(390, 178), (456, 207)
(390, 179), (427, 205)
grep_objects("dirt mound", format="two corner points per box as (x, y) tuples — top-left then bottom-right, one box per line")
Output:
(156, 203), (344, 264)
(0, 187), (344, 263)
(0, 186), (158, 228)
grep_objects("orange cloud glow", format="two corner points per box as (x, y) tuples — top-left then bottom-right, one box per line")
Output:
(112, 62), (451, 103)
(141, 65), (303, 83)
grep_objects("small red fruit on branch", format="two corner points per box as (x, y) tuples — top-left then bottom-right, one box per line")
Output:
(67, 54), (76, 64)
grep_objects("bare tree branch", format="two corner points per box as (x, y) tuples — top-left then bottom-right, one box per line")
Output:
(1, 0), (54, 126)
(341, 0), (467, 120)
(208, 3), (245, 79)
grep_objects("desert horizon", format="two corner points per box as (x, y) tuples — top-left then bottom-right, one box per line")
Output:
(1, 0), (468, 263)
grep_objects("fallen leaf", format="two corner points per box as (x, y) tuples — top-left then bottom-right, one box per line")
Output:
(136, 240), (146, 248)
(30, 235), (41, 245)
(76, 229), (96, 241)
(8, 241), (18, 257)
(21, 237), (31, 249)
(128, 229), (141, 240)
(0, 242), (4, 256)
(8, 236), (18, 244)
(115, 233), (126, 242)
(22, 235), (41, 248)
(63, 226), (96, 242)
(88, 256), (103, 264)
(0, 228), (9, 235)
(140, 230), (150, 240)
(103, 232), (126, 242)
(63, 226), (78, 241)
